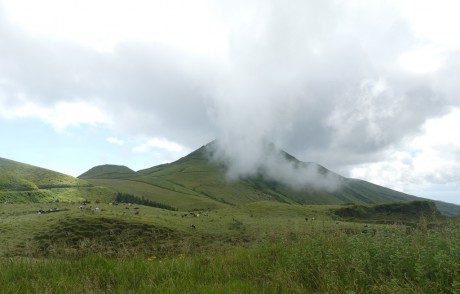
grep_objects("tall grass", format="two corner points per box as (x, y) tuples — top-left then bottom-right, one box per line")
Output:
(2, 220), (460, 293)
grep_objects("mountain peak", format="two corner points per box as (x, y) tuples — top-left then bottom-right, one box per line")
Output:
(79, 164), (135, 179)
(73, 142), (460, 215)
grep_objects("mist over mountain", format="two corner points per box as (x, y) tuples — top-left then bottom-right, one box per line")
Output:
(1, 139), (460, 216)
(208, 139), (343, 192)
(77, 140), (460, 216)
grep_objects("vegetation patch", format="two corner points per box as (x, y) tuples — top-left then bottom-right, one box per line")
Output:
(2, 218), (460, 293)
(334, 200), (444, 224)
(114, 192), (177, 211)
(13, 217), (180, 257)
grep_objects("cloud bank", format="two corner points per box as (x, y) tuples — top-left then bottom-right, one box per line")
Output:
(1, 0), (460, 195)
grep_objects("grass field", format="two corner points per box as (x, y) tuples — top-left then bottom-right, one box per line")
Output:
(1, 200), (460, 293)
(2, 153), (460, 292)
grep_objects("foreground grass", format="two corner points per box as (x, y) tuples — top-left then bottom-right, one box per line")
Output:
(2, 220), (460, 293)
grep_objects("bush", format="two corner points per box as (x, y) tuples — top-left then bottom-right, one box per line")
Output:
(114, 193), (177, 211)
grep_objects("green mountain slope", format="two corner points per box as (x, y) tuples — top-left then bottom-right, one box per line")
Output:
(79, 164), (135, 179)
(0, 157), (114, 203)
(79, 142), (460, 215)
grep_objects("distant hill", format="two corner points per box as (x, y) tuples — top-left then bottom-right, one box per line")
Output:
(0, 157), (114, 203)
(79, 165), (135, 179)
(79, 141), (460, 216)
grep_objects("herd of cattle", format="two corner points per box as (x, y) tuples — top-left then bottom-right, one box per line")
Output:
(33, 200), (358, 231)
(37, 208), (61, 215)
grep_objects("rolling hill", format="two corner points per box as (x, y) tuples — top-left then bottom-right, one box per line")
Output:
(0, 157), (114, 203)
(79, 141), (460, 216)
(79, 164), (135, 179)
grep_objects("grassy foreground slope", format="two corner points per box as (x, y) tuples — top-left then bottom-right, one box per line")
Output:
(0, 157), (114, 203)
(80, 142), (460, 216)
(1, 200), (459, 293)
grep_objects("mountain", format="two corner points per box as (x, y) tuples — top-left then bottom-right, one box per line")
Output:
(0, 157), (114, 203)
(79, 165), (135, 179)
(79, 142), (460, 216)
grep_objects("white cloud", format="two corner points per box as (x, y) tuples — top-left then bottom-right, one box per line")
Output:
(350, 107), (460, 196)
(2, 0), (460, 204)
(133, 137), (188, 154)
(398, 0), (460, 50)
(106, 137), (124, 145)
(1, 0), (228, 54)
(398, 46), (445, 74)
(132, 144), (148, 153)
(0, 100), (110, 131)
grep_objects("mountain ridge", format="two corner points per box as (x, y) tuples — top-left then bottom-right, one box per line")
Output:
(2, 142), (459, 216)
(77, 141), (460, 216)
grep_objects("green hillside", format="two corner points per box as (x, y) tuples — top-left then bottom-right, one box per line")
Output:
(79, 164), (135, 179)
(2, 144), (460, 293)
(0, 157), (114, 203)
(79, 142), (460, 216)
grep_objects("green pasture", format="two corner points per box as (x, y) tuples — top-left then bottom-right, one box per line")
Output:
(1, 200), (459, 293)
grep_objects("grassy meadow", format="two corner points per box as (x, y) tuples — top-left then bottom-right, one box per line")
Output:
(2, 154), (460, 292)
(1, 200), (460, 293)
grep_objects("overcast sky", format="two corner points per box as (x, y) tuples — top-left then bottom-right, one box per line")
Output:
(1, 0), (460, 204)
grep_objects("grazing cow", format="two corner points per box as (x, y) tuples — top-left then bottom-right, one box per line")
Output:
(305, 217), (309, 222)
(134, 211), (139, 215)
(190, 224), (196, 229)
(311, 217), (316, 221)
